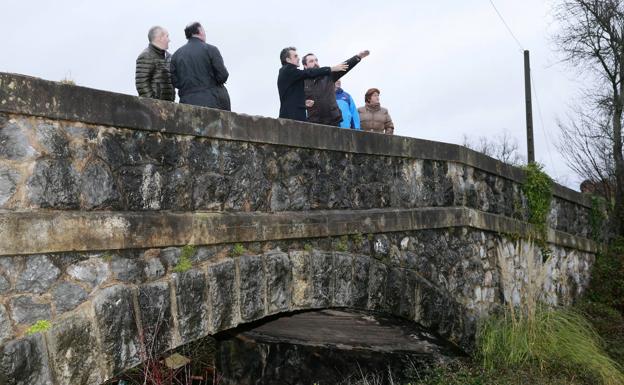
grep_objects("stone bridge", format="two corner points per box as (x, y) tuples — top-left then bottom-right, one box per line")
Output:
(0, 72), (597, 385)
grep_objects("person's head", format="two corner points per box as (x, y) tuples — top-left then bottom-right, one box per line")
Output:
(184, 22), (206, 41)
(302, 53), (319, 69)
(280, 47), (299, 66)
(365, 88), (381, 104)
(335, 80), (342, 91)
(148, 26), (170, 50)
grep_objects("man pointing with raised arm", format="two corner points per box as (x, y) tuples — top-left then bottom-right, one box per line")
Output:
(277, 47), (348, 122)
(303, 50), (369, 126)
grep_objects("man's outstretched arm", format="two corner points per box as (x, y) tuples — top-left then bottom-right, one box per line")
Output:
(333, 50), (369, 81)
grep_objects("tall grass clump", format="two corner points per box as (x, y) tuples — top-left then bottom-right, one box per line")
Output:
(478, 239), (624, 385)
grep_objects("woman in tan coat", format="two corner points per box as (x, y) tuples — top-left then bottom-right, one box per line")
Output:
(357, 88), (394, 134)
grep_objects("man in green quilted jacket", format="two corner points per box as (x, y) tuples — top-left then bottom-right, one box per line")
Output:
(135, 26), (175, 101)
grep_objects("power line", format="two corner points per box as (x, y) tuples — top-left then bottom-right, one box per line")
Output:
(530, 72), (558, 173)
(488, 0), (524, 52)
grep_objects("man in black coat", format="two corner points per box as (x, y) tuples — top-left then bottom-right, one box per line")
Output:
(171, 22), (231, 110)
(302, 50), (369, 126)
(135, 26), (175, 101)
(277, 47), (348, 122)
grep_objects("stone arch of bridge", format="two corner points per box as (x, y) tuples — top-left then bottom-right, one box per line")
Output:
(8, 248), (473, 385)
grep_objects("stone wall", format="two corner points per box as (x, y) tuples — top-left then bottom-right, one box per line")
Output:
(0, 229), (594, 385)
(0, 113), (590, 238)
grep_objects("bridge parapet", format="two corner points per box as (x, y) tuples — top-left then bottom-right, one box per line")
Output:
(0, 72), (591, 237)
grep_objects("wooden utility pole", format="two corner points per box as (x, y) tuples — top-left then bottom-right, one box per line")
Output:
(524, 50), (535, 163)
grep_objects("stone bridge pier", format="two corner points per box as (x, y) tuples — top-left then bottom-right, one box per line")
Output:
(0, 72), (597, 385)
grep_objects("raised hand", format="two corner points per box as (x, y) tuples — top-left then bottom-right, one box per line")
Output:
(358, 50), (370, 59)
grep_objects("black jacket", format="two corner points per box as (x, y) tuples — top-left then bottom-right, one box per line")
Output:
(171, 37), (231, 110)
(135, 44), (175, 101)
(304, 55), (361, 126)
(277, 63), (331, 121)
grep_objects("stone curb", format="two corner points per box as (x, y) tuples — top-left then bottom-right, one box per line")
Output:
(0, 207), (597, 256)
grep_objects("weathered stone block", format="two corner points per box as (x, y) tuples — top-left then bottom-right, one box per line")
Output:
(192, 172), (226, 210)
(208, 259), (238, 331)
(137, 281), (173, 354)
(290, 251), (312, 308)
(143, 256), (165, 280)
(27, 159), (79, 208)
(15, 255), (60, 293)
(367, 260), (388, 311)
(238, 255), (265, 321)
(0, 304), (12, 345)
(351, 256), (370, 309)
(46, 315), (104, 385)
(80, 160), (121, 209)
(111, 256), (144, 283)
(311, 251), (334, 307)
(162, 167), (192, 210)
(0, 333), (52, 385)
(52, 282), (88, 313)
(92, 285), (140, 374)
(0, 273), (10, 293)
(0, 120), (37, 160)
(67, 258), (110, 289)
(194, 246), (218, 263)
(10, 296), (51, 326)
(386, 267), (405, 314)
(35, 123), (69, 158)
(333, 252), (353, 307)
(160, 247), (181, 270)
(174, 269), (208, 343)
(0, 166), (20, 207)
(400, 270), (418, 320)
(265, 251), (292, 313)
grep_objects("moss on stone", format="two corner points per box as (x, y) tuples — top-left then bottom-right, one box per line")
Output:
(173, 245), (195, 273)
(25, 320), (51, 335)
(231, 243), (246, 257)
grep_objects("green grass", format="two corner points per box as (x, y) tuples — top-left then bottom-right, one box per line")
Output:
(477, 307), (624, 385)
(26, 320), (52, 335)
(173, 245), (195, 273)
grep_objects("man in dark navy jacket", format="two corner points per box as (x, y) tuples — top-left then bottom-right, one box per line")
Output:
(277, 47), (348, 122)
(171, 22), (231, 110)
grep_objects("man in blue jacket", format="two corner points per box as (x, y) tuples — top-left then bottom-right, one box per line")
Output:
(335, 80), (360, 130)
(277, 47), (348, 122)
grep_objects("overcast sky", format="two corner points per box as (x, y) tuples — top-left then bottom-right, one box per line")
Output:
(0, 0), (593, 189)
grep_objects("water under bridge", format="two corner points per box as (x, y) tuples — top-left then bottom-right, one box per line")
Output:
(0, 72), (597, 384)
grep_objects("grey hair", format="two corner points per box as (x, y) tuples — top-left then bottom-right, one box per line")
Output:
(147, 26), (164, 43)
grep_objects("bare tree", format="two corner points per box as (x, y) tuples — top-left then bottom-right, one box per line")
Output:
(462, 131), (525, 166)
(557, 101), (615, 201)
(554, 0), (624, 235)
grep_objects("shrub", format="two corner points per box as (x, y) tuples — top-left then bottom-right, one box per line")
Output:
(521, 163), (552, 240)
(586, 238), (624, 314)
